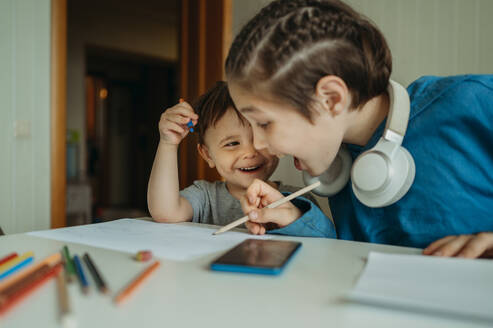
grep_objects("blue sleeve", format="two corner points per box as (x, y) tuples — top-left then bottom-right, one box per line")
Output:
(267, 196), (337, 238)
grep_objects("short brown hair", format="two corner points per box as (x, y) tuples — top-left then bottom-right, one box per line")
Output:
(193, 81), (245, 145)
(225, 0), (392, 120)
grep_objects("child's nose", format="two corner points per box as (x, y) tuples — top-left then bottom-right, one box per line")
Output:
(253, 133), (268, 151)
(242, 143), (258, 159)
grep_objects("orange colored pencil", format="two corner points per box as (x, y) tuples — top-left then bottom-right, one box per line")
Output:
(114, 261), (160, 305)
(0, 253), (61, 293)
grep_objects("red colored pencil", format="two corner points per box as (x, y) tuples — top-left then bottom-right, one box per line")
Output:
(0, 263), (62, 315)
(0, 253), (18, 266)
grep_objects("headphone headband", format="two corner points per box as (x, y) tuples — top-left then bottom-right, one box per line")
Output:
(384, 80), (411, 145)
(303, 79), (415, 207)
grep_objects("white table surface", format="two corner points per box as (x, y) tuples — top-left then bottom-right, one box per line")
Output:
(0, 221), (488, 328)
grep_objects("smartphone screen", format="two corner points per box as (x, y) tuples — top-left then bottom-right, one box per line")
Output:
(210, 239), (302, 275)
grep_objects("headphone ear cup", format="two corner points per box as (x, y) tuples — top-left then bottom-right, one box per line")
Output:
(351, 144), (415, 207)
(302, 147), (352, 197)
(386, 147), (415, 205)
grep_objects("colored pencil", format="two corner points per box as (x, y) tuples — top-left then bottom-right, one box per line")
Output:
(114, 261), (160, 305)
(62, 246), (76, 282)
(56, 268), (76, 328)
(0, 257), (34, 281)
(73, 255), (89, 294)
(0, 263), (62, 315)
(0, 253), (18, 266)
(83, 253), (108, 294)
(0, 252), (33, 273)
(0, 253), (61, 292)
(0, 252), (34, 281)
(0, 265), (50, 298)
(213, 180), (322, 235)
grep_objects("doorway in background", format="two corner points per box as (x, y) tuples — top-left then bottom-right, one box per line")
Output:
(85, 48), (178, 222)
(53, 0), (232, 228)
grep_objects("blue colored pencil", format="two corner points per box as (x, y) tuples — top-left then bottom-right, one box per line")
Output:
(73, 255), (89, 294)
(0, 256), (34, 281)
(187, 120), (194, 132)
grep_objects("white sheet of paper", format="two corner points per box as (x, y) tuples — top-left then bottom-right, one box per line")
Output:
(28, 219), (270, 261)
(347, 252), (493, 322)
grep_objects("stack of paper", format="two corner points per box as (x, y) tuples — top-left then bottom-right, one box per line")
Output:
(28, 219), (269, 261)
(347, 252), (493, 322)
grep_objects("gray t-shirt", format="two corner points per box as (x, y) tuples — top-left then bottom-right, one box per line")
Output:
(180, 180), (319, 226)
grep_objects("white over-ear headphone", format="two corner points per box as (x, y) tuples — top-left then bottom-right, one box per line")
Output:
(303, 80), (416, 208)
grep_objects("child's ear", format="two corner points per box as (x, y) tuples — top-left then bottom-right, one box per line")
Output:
(315, 75), (350, 117)
(197, 144), (215, 168)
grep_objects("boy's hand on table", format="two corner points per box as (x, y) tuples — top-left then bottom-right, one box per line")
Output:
(423, 232), (493, 259)
(159, 101), (198, 145)
(241, 179), (302, 235)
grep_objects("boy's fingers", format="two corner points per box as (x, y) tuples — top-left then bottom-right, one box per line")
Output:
(434, 235), (472, 257)
(240, 195), (256, 214)
(246, 179), (283, 206)
(423, 235), (456, 255)
(168, 105), (198, 120)
(164, 122), (186, 135)
(457, 233), (493, 258)
(165, 113), (193, 125)
(245, 179), (264, 205)
(245, 221), (264, 235)
(248, 207), (292, 227)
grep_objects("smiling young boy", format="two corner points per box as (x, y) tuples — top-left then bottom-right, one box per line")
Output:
(147, 81), (317, 227)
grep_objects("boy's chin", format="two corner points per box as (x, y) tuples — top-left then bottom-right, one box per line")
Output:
(304, 165), (325, 177)
(238, 173), (270, 186)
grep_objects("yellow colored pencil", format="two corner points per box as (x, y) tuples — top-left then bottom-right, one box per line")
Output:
(0, 252), (34, 274)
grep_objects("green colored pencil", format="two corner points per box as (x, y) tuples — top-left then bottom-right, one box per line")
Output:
(62, 246), (76, 282)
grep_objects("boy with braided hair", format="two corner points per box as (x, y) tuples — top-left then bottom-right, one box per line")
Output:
(226, 0), (493, 258)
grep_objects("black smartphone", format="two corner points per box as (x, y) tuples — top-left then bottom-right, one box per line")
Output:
(210, 239), (302, 275)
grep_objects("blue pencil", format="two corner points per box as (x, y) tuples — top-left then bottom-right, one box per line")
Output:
(187, 120), (194, 132)
(0, 256), (34, 281)
(73, 255), (89, 294)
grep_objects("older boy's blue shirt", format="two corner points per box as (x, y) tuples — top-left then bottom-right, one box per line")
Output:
(269, 196), (337, 238)
(271, 75), (493, 247)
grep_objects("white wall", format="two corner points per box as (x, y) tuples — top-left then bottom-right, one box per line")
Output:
(67, 0), (179, 176)
(233, 0), (493, 215)
(0, 0), (51, 234)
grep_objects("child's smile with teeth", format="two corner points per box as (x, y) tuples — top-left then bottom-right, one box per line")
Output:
(197, 108), (279, 199)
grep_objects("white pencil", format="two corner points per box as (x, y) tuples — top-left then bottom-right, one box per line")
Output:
(213, 181), (321, 235)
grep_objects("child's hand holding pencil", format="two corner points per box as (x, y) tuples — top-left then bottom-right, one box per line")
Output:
(240, 179), (304, 235)
(159, 99), (198, 146)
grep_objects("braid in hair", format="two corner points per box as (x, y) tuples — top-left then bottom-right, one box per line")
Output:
(226, 0), (314, 77)
(226, 0), (392, 118)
